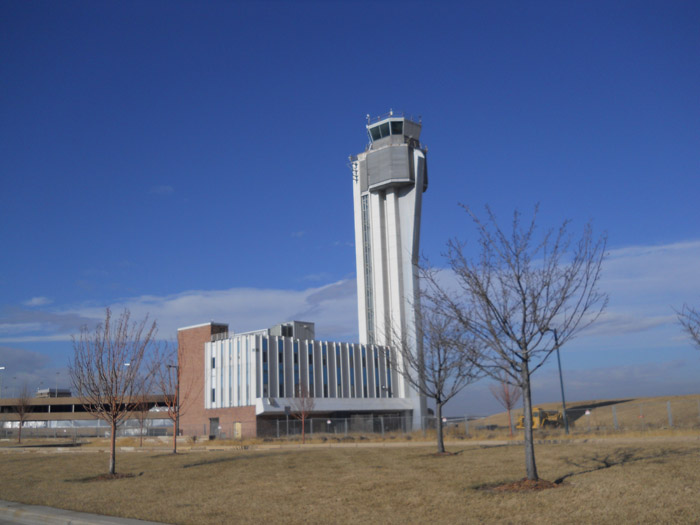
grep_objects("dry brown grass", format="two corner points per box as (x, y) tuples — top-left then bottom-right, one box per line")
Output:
(1, 437), (700, 524)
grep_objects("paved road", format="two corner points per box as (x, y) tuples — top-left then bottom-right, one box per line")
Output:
(0, 500), (167, 525)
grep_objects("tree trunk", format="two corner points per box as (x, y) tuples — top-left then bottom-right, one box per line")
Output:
(172, 419), (177, 454)
(17, 422), (22, 444)
(521, 365), (538, 480)
(507, 408), (513, 438)
(109, 420), (116, 475)
(436, 401), (445, 454)
(301, 415), (306, 444)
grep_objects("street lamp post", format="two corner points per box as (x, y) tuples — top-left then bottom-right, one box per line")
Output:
(550, 329), (570, 435)
(0, 367), (5, 399)
(166, 364), (180, 440)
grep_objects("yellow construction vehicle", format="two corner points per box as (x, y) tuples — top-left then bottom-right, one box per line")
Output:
(516, 407), (564, 429)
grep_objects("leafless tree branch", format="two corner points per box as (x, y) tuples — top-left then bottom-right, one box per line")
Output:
(676, 304), (700, 351)
(69, 307), (158, 474)
(430, 205), (607, 479)
(390, 269), (483, 453)
(290, 385), (315, 444)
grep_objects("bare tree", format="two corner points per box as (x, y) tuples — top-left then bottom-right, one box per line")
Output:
(154, 345), (194, 453)
(290, 385), (315, 444)
(429, 205), (607, 480)
(392, 284), (482, 453)
(14, 383), (33, 444)
(677, 304), (700, 350)
(69, 308), (157, 475)
(489, 372), (521, 438)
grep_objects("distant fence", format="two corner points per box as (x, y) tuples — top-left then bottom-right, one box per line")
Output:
(560, 398), (700, 433)
(0, 418), (173, 440)
(4, 398), (700, 441)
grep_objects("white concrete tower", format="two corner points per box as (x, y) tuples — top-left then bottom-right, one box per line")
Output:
(351, 112), (428, 429)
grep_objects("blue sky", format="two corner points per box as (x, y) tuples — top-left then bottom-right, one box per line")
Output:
(1, 1), (699, 414)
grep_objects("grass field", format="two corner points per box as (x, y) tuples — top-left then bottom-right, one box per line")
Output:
(1, 437), (700, 524)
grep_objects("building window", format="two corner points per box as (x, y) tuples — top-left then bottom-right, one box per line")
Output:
(212, 357), (215, 368)
(386, 349), (392, 397)
(349, 347), (355, 397)
(374, 347), (380, 397)
(322, 343), (328, 398)
(361, 194), (375, 344)
(211, 388), (216, 403)
(336, 345), (342, 396)
(308, 342), (314, 397)
(293, 341), (300, 393)
(362, 346), (368, 398)
(278, 339), (285, 397)
(262, 338), (269, 397)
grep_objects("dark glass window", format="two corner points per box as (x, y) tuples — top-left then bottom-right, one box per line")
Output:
(293, 342), (300, 390)
(374, 348), (380, 397)
(378, 122), (390, 138)
(361, 347), (367, 397)
(370, 126), (381, 141)
(278, 339), (285, 397)
(336, 346), (342, 395)
(211, 389), (215, 403)
(390, 121), (403, 135)
(211, 357), (215, 368)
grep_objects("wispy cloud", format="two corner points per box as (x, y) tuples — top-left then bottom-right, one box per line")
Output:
(0, 345), (68, 395)
(22, 297), (52, 307)
(291, 231), (305, 238)
(149, 185), (174, 195)
(0, 280), (360, 345)
(332, 240), (354, 248)
(302, 273), (332, 282)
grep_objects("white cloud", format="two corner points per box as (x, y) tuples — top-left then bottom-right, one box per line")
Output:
(0, 280), (360, 345)
(22, 297), (52, 307)
(149, 185), (174, 195)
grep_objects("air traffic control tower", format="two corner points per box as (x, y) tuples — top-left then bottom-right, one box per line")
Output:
(351, 112), (428, 429)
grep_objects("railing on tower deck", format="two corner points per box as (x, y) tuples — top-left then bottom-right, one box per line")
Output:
(366, 110), (422, 125)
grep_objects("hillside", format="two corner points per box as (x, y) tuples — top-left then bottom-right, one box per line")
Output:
(475, 393), (700, 432)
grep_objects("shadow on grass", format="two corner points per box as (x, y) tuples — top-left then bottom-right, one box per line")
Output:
(566, 399), (634, 424)
(8, 442), (84, 449)
(70, 472), (143, 482)
(554, 447), (700, 484)
(182, 451), (291, 469)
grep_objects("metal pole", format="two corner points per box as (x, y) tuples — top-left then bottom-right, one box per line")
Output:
(0, 367), (4, 399)
(612, 406), (618, 431)
(667, 401), (673, 428)
(553, 330), (570, 434)
(176, 367), (180, 438)
(167, 364), (180, 440)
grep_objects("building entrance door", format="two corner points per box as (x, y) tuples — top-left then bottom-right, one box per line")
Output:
(209, 418), (220, 438)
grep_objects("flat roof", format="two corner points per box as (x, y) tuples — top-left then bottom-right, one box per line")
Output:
(177, 322), (228, 331)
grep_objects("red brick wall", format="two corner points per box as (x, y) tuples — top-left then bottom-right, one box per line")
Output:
(177, 323), (258, 438)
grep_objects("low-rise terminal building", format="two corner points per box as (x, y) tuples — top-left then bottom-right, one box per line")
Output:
(177, 321), (416, 438)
